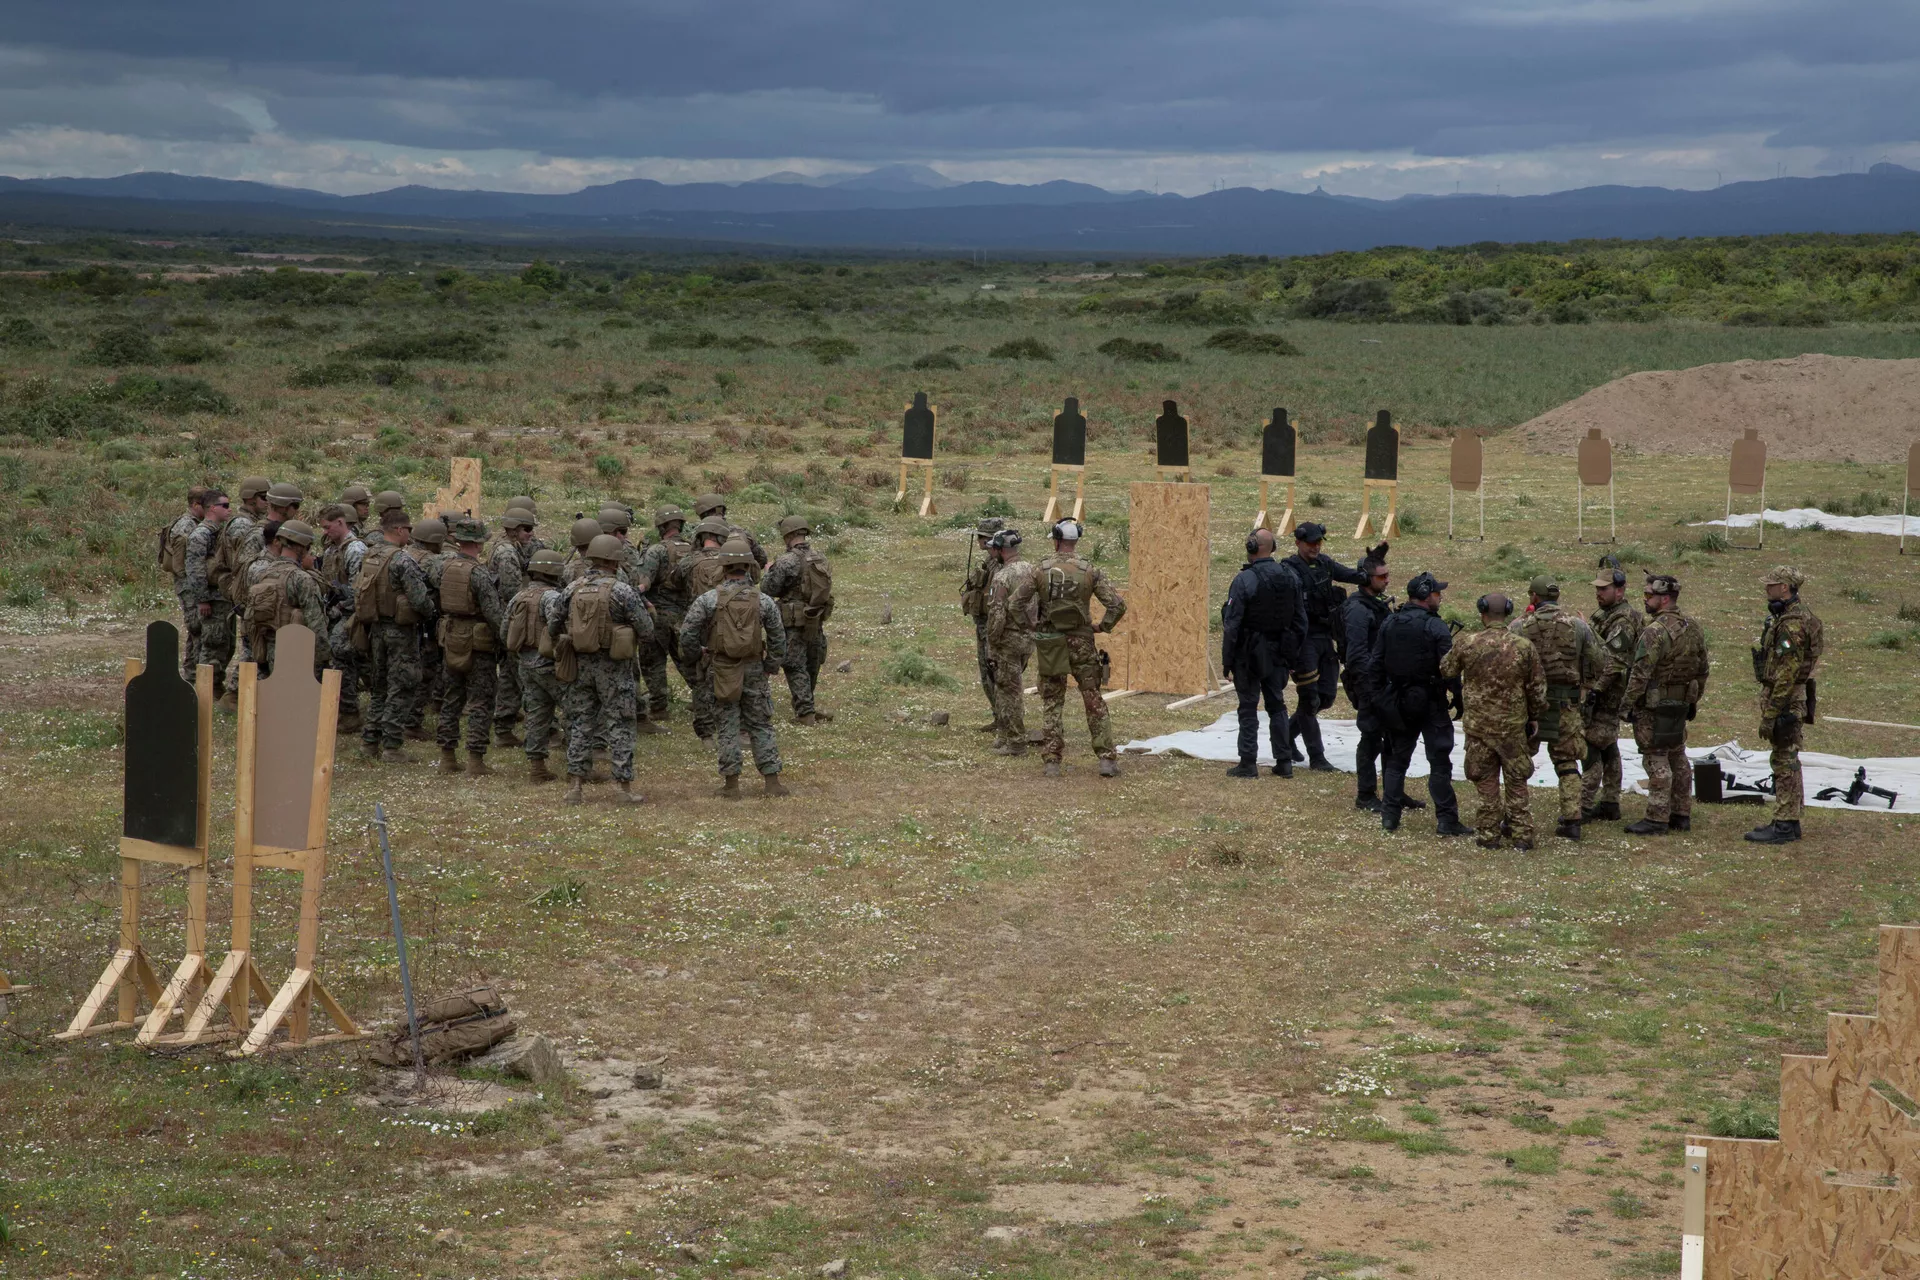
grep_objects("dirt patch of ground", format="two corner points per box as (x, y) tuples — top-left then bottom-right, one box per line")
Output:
(1519, 353), (1920, 462)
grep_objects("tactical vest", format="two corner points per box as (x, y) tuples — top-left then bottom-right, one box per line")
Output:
(208, 517), (252, 601)
(352, 542), (418, 624)
(505, 584), (555, 657)
(778, 546), (834, 630)
(686, 549), (728, 599)
(161, 520), (191, 579)
(1288, 555), (1344, 631)
(1378, 607), (1445, 688)
(712, 582), (765, 661)
(321, 540), (355, 588)
(962, 553), (995, 617)
(1239, 560), (1296, 636)
(992, 561), (1039, 635)
(1645, 611), (1710, 704)
(437, 556), (494, 669)
(650, 536), (694, 603)
(1036, 558), (1096, 634)
(439, 557), (481, 618)
(1755, 603), (1824, 686)
(566, 579), (617, 654)
(1519, 607), (1585, 702)
(246, 559), (301, 642)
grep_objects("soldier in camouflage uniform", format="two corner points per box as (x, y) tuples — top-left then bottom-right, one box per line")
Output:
(506, 548), (567, 782)
(356, 508), (438, 761)
(339, 484), (373, 537)
(1746, 566), (1824, 845)
(403, 515), (449, 740)
(562, 515), (605, 582)
(548, 534), (652, 804)
(487, 508), (538, 746)
(669, 518), (733, 740)
(1444, 593), (1548, 850)
(985, 529), (1037, 755)
(594, 504), (663, 735)
(762, 514), (836, 724)
(1008, 519), (1127, 777)
(163, 486), (208, 679)
(635, 507), (697, 724)
(185, 488), (236, 697)
(1623, 573), (1711, 835)
(961, 517), (1005, 734)
(433, 517), (510, 776)
(1513, 575), (1602, 840)
(691, 493), (768, 574)
(316, 504), (366, 730)
(1580, 561), (1645, 821)
(681, 538), (789, 797)
(204, 477), (270, 700)
(242, 519), (332, 678)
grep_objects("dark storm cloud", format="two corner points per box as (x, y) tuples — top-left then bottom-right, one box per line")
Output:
(3, 0), (1917, 158)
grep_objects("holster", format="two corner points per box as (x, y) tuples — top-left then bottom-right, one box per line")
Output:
(1649, 700), (1688, 749)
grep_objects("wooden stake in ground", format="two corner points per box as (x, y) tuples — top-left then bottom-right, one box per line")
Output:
(1254, 408), (1297, 536)
(58, 622), (213, 1041)
(171, 625), (361, 1054)
(1353, 410), (1399, 541)
(1577, 427), (1616, 545)
(423, 456), (483, 521)
(1041, 397), (1088, 525)
(1154, 400), (1191, 482)
(1448, 431), (1485, 541)
(893, 392), (938, 518)
(1726, 427), (1768, 550)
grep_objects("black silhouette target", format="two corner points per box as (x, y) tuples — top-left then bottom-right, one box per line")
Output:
(1052, 398), (1087, 467)
(901, 392), (935, 460)
(123, 621), (200, 848)
(1155, 401), (1189, 469)
(1262, 408), (1296, 477)
(1364, 410), (1399, 482)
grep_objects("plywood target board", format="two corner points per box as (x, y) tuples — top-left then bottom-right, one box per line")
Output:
(1052, 399), (1088, 467)
(1262, 409), (1296, 478)
(901, 392), (936, 460)
(253, 625), (325, 852)
(1730, 428), (1768, 494)
(1155, 401), (1190, 469)
(124, 622), (201, 849)
(423, 457), (483, 520)
(1112, 483), (1211, 695)
(1450, 432), (1483, 491)
(1363, 411), (1399, 481)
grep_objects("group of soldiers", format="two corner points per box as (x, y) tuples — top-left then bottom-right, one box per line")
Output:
(163, 481), (837, 802)
(1218, 523), (1824, 846)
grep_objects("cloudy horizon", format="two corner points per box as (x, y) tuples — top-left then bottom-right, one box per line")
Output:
(0, 0), (1915, 199)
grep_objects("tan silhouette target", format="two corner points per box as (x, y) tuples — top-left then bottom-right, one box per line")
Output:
(253, 624), (325, 853)
(1577, 428), (1615, 544)
(1449, 432), (1484, 541)
(1725, 428), (1769, 549)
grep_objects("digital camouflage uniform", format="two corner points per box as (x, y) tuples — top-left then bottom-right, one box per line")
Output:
(487, 532), (531, 739)
(320, 531), (366, 716)
(1010, 551), (1126, 764)
(986, 556), (1038, 749)
(432, 540), (509, 756)
(1512, 592), (1601, 823)
(1581, 594), (1646, 816)
(1443, 619), (1548, 847)
(246, 556), (332, 678)
(669, 541), (729, 738)
(359, 542), (438, 752)
(548, 568), (651, 783)
(1624, 598), (1710, 825)
(636, 527), (697, 719)
(961, 522), (1002, 728)
(680, 579), (788, 778)
(509, 580), (564, 766)
(166, 509), (202, 679)
(185, 518), (236, 696)
(762, 535), (833, 720)
(405, 539), (448, 735)
(1753, 581), (1823, 825)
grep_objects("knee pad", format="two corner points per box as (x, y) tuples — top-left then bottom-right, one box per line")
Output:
(1556, 763), (1580, 778)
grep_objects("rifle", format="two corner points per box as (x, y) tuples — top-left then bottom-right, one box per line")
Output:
(1815, 767), (1898, 809)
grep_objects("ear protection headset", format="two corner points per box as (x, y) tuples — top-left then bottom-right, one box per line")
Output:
(1597, 554), (1626, 588)
(1245, 531), (1263, 558)
(1476, 593), (1514, 616)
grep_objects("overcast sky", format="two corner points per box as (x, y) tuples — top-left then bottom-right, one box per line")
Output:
(1, 0), (1915, 197)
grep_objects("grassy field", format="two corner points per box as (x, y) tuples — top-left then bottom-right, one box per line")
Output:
(4, 241), (1920, 1279)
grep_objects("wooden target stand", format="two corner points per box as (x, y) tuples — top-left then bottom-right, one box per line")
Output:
(1255, 409), (1297, 535)
(169, 625), (360, 1054)
(1043, 397), (1089, 525)
(58, 623), (214, 1041)
(1577, 428), (1617, 545)
(1041, 465), (1086, 525)
(895, 393), (939, 517)
(894, 457), (937, 517)
(1354, 410), (1399, 541)
(1724, 427), (1768, 551)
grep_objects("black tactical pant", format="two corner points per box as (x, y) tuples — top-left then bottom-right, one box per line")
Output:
(1352, 703), (1383, 798)
(1288, 631), (1340, 761)
(1382, 698), (1459, 824)
(1232, 636), (1291, 766)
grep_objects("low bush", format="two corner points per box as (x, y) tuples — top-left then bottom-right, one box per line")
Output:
(885, 649), (956, 688)
(987, 337), (1055, 360)
(348, 329), (494, 361)
(792, 335), (860, 365)
(0, 316), (54, 349)
(82, 324), (159, 366)
(912, 351), (961, 370)
(103, 374), (234, 414)
(1098, 336), (1181, 363)
(1203, 328), (1300, 355)
(162, 338), (225, 365)
(1706, 1098), (1779, 1140)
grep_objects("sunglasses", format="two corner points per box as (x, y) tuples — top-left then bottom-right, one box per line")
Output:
(210, 501), (231, 508)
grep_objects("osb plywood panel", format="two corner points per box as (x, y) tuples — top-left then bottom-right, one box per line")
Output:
(254, 625), (323, 852)
(1695, 925), (1920, 1278)
(424, 457), (483, 520)
(1121, 483), (1210, 695)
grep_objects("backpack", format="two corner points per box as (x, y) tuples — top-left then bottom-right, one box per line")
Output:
(160, 522), (190, 578)
(504, 584), (554, 657)
(567, 579), (615, 654)
(712, 582), (765, 661)
(687, 550), (728, 599)
(780, 548), (835, 629)
(209, 519), (246, 600)
(1037, 559), (1094, 633)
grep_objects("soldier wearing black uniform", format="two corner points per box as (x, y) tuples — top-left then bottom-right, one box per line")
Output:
(1341, 555), (1421, 814)
(1370, 572), (1472, 836)
(1282, 522), (1381, 771)
(1220, 528), (1308, 779)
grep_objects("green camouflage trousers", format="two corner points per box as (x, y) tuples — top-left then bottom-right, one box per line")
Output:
(564, 654), (638, 782)
(177, 588), (201, 680)
(991, 636), (1031, 745)
(973, 615), (995, 715)
(715, 665), (782, 777)
(1037, 632), (1114, 762)
(328, 616), (360, 709)
(1633, 719), (1692, 823)
(406, 627), (443, 732)
(780, 625), (829, 718)
(1465, 731), (1535, 845)
(647, 605), (700, 723)
(492, 649), (521, 734)
(1581, 703), (1625, 810)
(362, 622), (422, 750)
(1769, 719), (1804, 822)
(438, 653), (497, 753)
(519, 663), (566, 761)
(1539, 701), (1585, 821)
(198, 601), (236, 696)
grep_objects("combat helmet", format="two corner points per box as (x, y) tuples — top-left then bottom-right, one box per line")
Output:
(654, 506), (687, 531)
(505, 495), (538, 514)
(374, 489), (408, 514)
(597, 504), (632, 534)
(528, 548), (566, 580)
(413, 516), (448, 547)
(275, 518), (317, 548)
(265, 481), (304, 508)
(238, 476), (272, 502)
(693, 492), (727, 518)
(691, 516), (731, 545)
(719, 535), (756, 567)
(776, 514), (811, 539)
(499, 509), (536, 531)
(570, 516), (604, 549)
(339, 484), (372, 507)
(450, 516), (487, 545)
(586, 533), (625, 563)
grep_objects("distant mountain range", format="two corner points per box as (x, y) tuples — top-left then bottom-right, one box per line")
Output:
(1, 163), (1915, 255)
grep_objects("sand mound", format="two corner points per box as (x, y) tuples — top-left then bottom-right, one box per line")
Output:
(1519, 354), (1920, 463)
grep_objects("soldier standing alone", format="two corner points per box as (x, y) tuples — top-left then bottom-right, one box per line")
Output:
(1220, 527), (1305, 779)
(680, 538), (789, 797)
(763, 514), (836, 724)
(1443, 593), (1547, 850)
(1580, 561), (1644, 822)
(1009, 519), (1126, 778)
(1622, 573), (1711, 835)
(961, 516), (1006, 735)
(1747, 567), (1823, 844)
(985, 529), (1037, 757)
(1513, 575), (1601, 841)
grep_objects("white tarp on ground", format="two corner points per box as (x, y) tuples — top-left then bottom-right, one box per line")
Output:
(1121, 713), (1920, 813)
(1697, 507), (1918, 537)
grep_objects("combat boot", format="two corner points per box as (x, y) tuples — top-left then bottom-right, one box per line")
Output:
(1226, 761), (1260, 779)
(1511, 839), (1536, 852)
(564, 776), (585, 804)
(993, 741), (1027, 757)
(976, 721), (999, 733)
(634, 719), (665, 736)
(359, 741), (381, 762)
(795, 713), (818, 726)
(1291, 743), (1307, 764)
(1307, 756), (1337, 773)
(1099, 759), (1119, 778)
(1745, 819), (1801, 844)
(1582, 801), (1621, 821)
(1554, 819), (1582, 842)
(1402, 796), (1428, 811)
(494, 727), (522, 747)
(439, 747), (459, 771)
(811, 710), (836, 722)
(763, 773), (790, 797)
(1271, 758), (1293, 779)
(381, 747), (412, 764)
(1381, 809), (1401, 832)
(720, 773), (741, 799)
(404, 725), (430, 742)
(1436, 816), (1473, 838)
(1475, 836), (1502, 850)
(1623, 818), (1668, 835)
(616, 780), (644, 804)
(527, 758), (554, 784)
(1043, 761), (1062, 778)
(1667, 815), (1692, 832)
(338, 709), (363, 733)
(466, 751), (492, 777)
(1354, 792), (1382, 812)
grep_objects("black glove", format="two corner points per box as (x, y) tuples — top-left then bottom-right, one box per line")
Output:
(1687, 702), (1698, 722)
(1581, 690), (1599, 719)
(1771, 710), (1798, 744)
